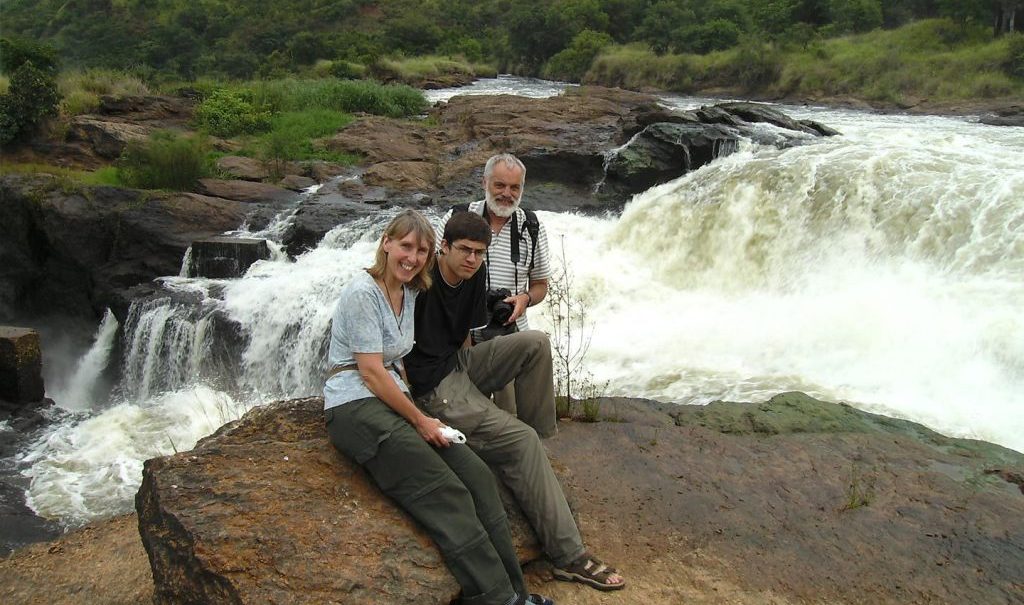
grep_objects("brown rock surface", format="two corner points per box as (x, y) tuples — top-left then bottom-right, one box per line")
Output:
(196, 179), (300, 204)
(133, 393), (1024, 605)
(215, 156), (270, 181)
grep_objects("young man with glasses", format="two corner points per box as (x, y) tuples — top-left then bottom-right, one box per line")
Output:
(404, 211), (625, 593)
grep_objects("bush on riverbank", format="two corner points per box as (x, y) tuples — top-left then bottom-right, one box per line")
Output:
(584, 19), (1024, 104)
(58, 69), (151, 117)
(116, 131), (211, 190)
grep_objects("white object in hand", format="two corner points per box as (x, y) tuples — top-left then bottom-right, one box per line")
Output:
(440, 425), (467, 444)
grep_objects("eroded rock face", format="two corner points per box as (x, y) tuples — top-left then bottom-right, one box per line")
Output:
(136, 393), (1024, 605)
(0, 175), (248, 319)
(136, 397), (541, 605)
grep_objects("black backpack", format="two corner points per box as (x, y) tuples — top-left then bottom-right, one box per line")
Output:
(451, 203), (540, 270)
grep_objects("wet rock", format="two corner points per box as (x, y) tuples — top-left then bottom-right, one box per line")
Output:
(187, 237), (271, 279)
(604, 122), (740, 194)
(0, 327), (44, 404)
(979, 105), (1024, 127)
(214, 156), (269, 181)
(136, 397), (542, 605)
(0, 175), (247, 318)
(278, 175), (317, 191)
(196, 179), (299, 204)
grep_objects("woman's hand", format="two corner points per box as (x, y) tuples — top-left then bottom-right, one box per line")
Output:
(414, 414), (450, 448)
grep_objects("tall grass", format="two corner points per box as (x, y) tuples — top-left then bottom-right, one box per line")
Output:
(117, 131), (211, 190)
(244, 78), (428, 117)
(584, 19), (1024, 104)
(251, 109), (358, 166)
(57, 68), (151, 116)
(373, 55), (498, 80)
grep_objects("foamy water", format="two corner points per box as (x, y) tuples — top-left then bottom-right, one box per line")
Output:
(18, 83), (1024, 525)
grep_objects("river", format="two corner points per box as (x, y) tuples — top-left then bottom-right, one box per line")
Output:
(14, 77), (1024, 526)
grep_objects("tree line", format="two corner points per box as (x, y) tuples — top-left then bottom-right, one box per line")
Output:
(1, 0), (1020, 80)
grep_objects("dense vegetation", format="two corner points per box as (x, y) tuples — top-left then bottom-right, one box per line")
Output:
(2, 0), (1019, 81)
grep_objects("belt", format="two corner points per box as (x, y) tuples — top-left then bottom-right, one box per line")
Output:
(326, 362), (401, 380)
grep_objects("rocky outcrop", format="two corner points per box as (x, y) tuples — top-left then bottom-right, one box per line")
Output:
(979, 105), (1024, 127)
(137, 392), (1024, 605)
(215, 156), (270, 181)
(136, 397), (542, 605)
(0, 175), (249, 320)
(0, 327), (44, 405)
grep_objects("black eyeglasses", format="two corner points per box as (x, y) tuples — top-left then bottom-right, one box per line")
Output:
(451, 243), (487, 259)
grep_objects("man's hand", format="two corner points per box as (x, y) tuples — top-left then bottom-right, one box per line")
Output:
(504, 292), (531, 324)
(414, 415), (450, 448)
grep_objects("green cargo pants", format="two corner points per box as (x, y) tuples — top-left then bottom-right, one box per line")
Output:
(326, 397), (524, 605)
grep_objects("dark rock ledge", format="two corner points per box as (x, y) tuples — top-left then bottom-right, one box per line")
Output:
(136, 392), (1024, 605)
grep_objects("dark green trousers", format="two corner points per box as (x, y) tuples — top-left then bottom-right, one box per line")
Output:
(326, 398), (525, 605)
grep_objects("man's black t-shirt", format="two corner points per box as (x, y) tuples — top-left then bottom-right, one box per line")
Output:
(404, 263), (488, 398)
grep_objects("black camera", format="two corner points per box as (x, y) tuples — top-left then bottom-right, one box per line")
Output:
(476, 288), (517, 342)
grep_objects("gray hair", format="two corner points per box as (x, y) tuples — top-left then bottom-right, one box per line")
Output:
(483, 153), (526, 184)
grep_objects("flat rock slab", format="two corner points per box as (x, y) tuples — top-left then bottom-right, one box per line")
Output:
(196, 179), (299, 204)
(136, 392), (1024, 605)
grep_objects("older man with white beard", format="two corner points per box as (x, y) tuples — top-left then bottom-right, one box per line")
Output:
(435, 154), (553, 418)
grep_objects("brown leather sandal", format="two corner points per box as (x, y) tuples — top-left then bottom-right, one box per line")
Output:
(551, 553), (625, 591)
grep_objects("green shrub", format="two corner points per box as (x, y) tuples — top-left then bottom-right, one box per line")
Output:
(328, 60), (366, 80)
(543, 30), (614, 82)
(0, 61), (61, 145)
(726, 39), (782, 90)
(194, 89), (272, 137)
(60, 89), (101, 117)
(116, 131), (211, 190)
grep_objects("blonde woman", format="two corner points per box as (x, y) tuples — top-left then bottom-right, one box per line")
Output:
(324, 209), (552, 605)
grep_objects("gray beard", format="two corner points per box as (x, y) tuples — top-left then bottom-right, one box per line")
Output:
(485, 191), (519, 218)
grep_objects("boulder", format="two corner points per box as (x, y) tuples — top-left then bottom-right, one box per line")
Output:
(604, 122), (740, 193)
(278, 175), (317, 191)
(979, 105), (1024, 127)
(196, 179), (299, 204)
(66, 117), (152, 159)
(136, 397), (542, 605)
(215, 156), (269, 181)
(187, 237), (272, 279)
(135, 392), (1024, 605)
(0, 327), (44, 405)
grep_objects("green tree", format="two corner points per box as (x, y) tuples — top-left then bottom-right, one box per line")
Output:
(675, 18), (743, 53)
(543, 29), (614, 80)
(826, 0), (884, 33)
(0, 37), (59, 74)
(636, 1), (696, 54)
(937, 0), (989, 27)
(0, 61), (61, 145)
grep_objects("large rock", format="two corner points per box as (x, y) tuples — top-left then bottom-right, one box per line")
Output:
(136, 397), (542, 605)
(66, 117), (152, 159)
(215, 156), (270, 181)
(0, 327), (44, 405)
(0, 175), (248, 320)
(136, 392), (1024, 605)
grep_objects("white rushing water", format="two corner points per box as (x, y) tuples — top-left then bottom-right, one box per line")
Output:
(18, 79), (1024, 525)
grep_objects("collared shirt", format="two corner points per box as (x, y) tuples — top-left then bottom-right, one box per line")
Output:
(323, 271), (416, 410)
(436, 200), (551, 330)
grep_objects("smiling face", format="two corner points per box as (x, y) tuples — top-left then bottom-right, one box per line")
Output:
(382, 231), (432, 284)
(483, 161), (524, 218)
(439, 238), (487, 282)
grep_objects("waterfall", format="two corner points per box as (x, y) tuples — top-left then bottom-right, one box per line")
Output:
(54, 309), (120, 411)
(19, 94), (1024, 525)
